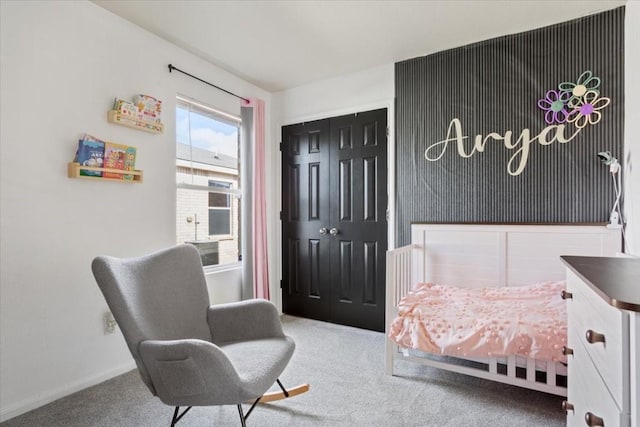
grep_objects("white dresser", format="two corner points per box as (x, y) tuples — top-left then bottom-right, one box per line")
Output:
(561, 256), (640, 427)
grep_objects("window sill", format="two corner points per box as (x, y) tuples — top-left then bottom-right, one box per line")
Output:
(203, 261), (242, 274)
(208, 235), (234, 241)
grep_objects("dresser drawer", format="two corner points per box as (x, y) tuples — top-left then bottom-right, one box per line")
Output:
(567, 271), (630, 410)
(566, 333), (628, 427)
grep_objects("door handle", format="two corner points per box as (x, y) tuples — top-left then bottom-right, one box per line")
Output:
(329, 227), (339, 236)
(319, 227), (328, 235)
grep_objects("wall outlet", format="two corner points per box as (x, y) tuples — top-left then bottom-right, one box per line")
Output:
(104, 312), (117, 335)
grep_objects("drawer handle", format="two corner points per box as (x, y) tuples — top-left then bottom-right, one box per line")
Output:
(561, 290), (573, 300)
(584, 411), (604, 426)
(585, 329), (606, 344)
(562, 401), (574, 413)
(561, 346), (574, 356)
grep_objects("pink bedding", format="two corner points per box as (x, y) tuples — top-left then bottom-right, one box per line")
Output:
(388, 281), (567, 363)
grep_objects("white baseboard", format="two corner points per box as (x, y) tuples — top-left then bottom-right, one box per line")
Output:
(0, 360), (136, 423)
(617, 251), (640, 258)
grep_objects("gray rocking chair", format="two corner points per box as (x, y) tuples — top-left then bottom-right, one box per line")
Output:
(91, 244), (309, 426)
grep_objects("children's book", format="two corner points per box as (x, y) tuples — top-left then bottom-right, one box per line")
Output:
(133, 94), (162, 123)
(122, 146), (137, 181)
(74, 134), (105, 177)
(103, 142), (128, 179)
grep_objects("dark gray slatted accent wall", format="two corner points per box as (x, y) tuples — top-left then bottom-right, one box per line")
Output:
(395, 7), (625, 246)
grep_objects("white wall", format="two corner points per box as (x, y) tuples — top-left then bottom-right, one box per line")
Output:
(276, 63), (394, 123)
(624, 1), (640, 256)
(271, 64), (395, 311)
(206, 268), (242, 304)
(0, 1), (270, 421)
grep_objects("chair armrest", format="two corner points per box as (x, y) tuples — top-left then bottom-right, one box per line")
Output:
(207, 299), (285, 344)
(138, 339), (241, 406)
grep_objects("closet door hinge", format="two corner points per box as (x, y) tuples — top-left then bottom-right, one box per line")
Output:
(280, 279), (283, 289)
(386, 127), (389, 137)
(279, 142), (283, 151)
(279, 211), (283, 220)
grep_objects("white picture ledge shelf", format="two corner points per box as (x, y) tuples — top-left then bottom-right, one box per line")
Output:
(68, 162), (143, 183)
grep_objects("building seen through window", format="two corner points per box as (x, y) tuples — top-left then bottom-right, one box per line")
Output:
(176, 97), (240, 267)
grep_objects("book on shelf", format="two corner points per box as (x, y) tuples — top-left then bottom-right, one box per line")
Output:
(113, 94), (162, 124)
(103, 142), (129, 179)
(122, 146), (137, 181)
(74, 134), (105, 177)
(133, 94), (162, 123)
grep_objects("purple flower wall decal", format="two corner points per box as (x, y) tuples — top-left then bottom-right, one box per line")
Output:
(539, 70), (609, 128)
(537, 90), (571, 124)
(566, 90), (610, 129)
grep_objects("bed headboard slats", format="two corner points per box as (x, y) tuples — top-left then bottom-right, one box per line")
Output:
(411, 224), (621, 288)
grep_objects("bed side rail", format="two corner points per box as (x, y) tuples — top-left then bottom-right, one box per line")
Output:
(385, 244), (419, 309)
(385, 244), (419, 375)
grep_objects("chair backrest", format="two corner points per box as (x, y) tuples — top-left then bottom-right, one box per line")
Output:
(91, 244), (212, 394)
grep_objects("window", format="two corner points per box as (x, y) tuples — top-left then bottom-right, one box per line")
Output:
(208, 180), (232, 236)
(176, 96), (241, 268)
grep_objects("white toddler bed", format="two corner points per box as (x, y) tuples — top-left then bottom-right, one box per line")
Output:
(385, 224), (621, 396)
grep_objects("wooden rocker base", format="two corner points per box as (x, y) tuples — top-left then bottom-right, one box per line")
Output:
(256, 383), (310, 403)
(170, 381), (311, 426)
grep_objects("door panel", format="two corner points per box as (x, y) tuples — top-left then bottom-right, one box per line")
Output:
(287, 238), (300, 295)
(363, 156), (377, 221)
(282, 120), (331, 320)
(287, 165), (300, 220)
(329, 109), (387, 331)
(282, 109), (387, 331)
(363, 240), (377, 305)
(339, 159), (352, 221)
(308, 239), (321, 298)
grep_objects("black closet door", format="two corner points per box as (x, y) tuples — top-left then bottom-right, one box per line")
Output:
(282, 108), (388, 332)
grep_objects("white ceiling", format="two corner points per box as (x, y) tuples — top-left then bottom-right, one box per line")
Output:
(93, 0), (626, 92)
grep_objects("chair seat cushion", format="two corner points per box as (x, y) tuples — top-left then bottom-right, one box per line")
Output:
(220, 336), (295, 400)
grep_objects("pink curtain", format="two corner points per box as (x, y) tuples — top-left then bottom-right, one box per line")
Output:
(243, 98), (270, 300)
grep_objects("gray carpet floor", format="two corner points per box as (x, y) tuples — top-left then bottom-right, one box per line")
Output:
(2, 315), (565, 426)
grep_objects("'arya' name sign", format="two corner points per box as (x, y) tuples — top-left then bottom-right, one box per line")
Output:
(424, 71), (610, 176)
(424, 118), (581, 176)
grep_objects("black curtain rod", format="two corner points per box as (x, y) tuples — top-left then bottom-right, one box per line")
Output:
(168, 64), (250, 103)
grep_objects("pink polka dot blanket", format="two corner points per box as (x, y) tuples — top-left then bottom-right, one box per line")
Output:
(388, 281), (567, 363)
